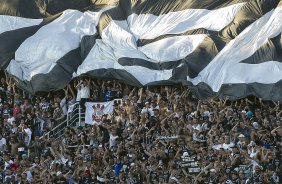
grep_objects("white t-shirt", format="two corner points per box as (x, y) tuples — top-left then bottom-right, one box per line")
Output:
(24, 128), (32, 146)
(0, 137), (6, 151)
(25, 170), (33, 182)
(7, 117), (15, 125)
(67, 99), (76, 113)
(141, 108), (154, 116)
(4, 160), (13, 170)
(10, 125), (17, 133)
(249, 147), (258, 158)
(76, 89), (81, 102)
(80, 85), (90, 99)
(60, 97), (68, 115)
(109, 134), (118, 148)
(212, 144), (222, 150)
(222, 142), (235, 151)
(203, 111), (210, 117)
(60, 155), (68, 165)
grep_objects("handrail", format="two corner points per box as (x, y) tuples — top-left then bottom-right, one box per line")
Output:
(40, 102), (80, 139)
(40, 103), (86, 140)
(40, 103), (83, 140)
(67, 102), (83, 124)
(39, 118), (67, 140)
(40, 99), (120, 141)
(67, 105), (85, 128)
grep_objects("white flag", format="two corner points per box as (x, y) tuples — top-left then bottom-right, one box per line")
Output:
(85, 101), (114, 125)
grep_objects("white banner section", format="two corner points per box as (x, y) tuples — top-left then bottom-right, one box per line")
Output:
(85, 101), (114, 125)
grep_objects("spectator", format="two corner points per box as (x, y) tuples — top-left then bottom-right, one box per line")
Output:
(0, 133), (6, 151)
(77, 79), (90, 105)
(39, 97), (51, 112)
(0, 74), (281, 183)
(52, 102), (65, 122)
(7, 112), (15, 125)
(23, 123), (32, 147)
(102, 81), (113, 101)
(12, 102), (21, 118)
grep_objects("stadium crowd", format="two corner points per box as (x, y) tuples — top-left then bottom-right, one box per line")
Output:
(0, 76), (282, 184)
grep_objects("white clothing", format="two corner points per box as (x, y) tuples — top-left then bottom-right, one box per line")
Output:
(249, 147), (258, 158)
(24, 128), (32, 146)
(203, 111), (210, 117)
(141, 107), (153, 116)
(11, 127), (18, 133)
(192, 132), (205, 142)
(212, 142), (234, 151)
(212, 144), (222, 150)
(25, 170), (33, 182)
(67, 101), (76, 113)
(7, 117), (15, 125)
(61, 156), (68, 165)
(192, 124), (202, 131)
(76, 89), (81, 102)
(222, 142), (235, 151)
(97, 176), (106, 182)
(60, 97), (68, 115)
(80, 85), (90, 99)
(193, 123), (209, 131)
(4, 160), (13, 170)
(0, 137), (6, 151)
(109, 134), (118, 148)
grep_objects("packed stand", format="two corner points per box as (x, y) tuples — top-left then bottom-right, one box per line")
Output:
(0, 76), (282, 183)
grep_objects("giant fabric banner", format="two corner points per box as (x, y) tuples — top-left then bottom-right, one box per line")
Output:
(0, 0), (282, 100)
(85, 101), (114, 125)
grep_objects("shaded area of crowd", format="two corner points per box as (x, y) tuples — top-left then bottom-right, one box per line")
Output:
(0, 74), (281, 184)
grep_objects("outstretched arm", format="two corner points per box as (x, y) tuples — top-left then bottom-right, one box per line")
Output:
(68, 85), (76, 99)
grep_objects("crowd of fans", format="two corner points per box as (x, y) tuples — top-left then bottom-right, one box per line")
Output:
(0, 75), (282, 184)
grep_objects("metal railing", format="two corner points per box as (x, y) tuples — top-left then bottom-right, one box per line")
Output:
(39, 99), (122, 141)
(40, 102), (85, 140)
(66, 102), (86, 127)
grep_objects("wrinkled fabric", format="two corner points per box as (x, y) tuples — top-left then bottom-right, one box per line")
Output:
(0, 0), (281, 101)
